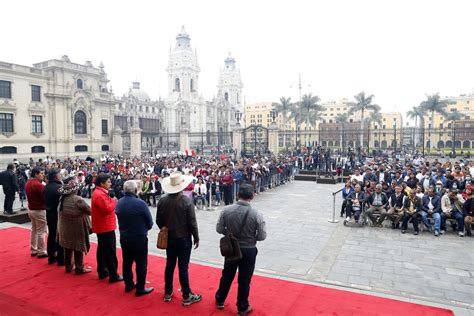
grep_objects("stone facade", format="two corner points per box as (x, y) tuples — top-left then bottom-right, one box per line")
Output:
(0, 26), (244, 161)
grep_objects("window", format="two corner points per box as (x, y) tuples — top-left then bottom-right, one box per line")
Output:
(190, 79), (194, 92)
(0, 80), (12, 99)
(0, 146), (17, 154)
(32, 115), (43, 133)
(76, 79), (83, 89)
(101, 145), (109, 151)
(224, 92), (229, 101)
(31, 85), (41, 102)
(0, 113), (14, 132)
(75, 145), (88, 152)
(101, 119), (108, 135)
(74, 110), (87, 134)
(174, 78), (180, 92)
(31, 146), (45, 153)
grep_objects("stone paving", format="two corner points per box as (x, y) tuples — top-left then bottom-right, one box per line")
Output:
(2, 181), (473, 315)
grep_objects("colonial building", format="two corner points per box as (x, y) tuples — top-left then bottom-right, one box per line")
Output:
(0, 55), (115, 161)
(0, 26), (244, 160)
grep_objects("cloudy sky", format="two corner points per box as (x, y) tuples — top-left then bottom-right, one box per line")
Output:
(2, 0), (473, 117)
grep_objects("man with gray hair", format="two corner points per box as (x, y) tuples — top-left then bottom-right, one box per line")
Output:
(116, 180), (154, 296)
(365, 183), (389, 227)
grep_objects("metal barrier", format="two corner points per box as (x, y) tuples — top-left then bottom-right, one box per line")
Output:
(329, 188), (343, 223)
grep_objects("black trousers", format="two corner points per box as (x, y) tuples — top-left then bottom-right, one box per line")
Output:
(223, 185), (233, 205)
(46, 210), (64, 264)
(216, 247), (257, 312)
(3, 191), (15, 213)
(96, 231), (119, 279)
(340, 199), (347, 216)
(401, 213), (419, 232)
(120, 238), (148, 290)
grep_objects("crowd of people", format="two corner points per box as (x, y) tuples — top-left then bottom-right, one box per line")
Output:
(341, 155), (474, 237)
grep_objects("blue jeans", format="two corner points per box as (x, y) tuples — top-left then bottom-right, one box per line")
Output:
(420, 211), (432, 230)
(165, 236), (192, 296)
(450, 211), (465, 232)
(423, 212), (445, 233)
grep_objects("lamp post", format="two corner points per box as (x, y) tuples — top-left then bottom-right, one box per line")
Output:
(201, 127), (204, 156)
(394, 121), (397, 154)
(452, 121), (456, 157)
(166, 128), (169, 155)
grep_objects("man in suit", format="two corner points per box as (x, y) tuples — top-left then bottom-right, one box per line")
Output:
(1, 163), (19, 214)
(116, 180), (154, 296)
(421, 187), (443, 236)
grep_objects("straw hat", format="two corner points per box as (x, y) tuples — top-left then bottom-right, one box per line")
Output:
(161, 172), (194, 194)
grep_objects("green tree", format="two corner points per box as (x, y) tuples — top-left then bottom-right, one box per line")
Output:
(406, 105), (424, 149)
(272, 97), (293, 149)
(420, 93), (447, 153)
(335, 113), (349, 151)
(349, 91), (381, 148)
(300, 93), (323, 146)
(365, 110), (383, 150)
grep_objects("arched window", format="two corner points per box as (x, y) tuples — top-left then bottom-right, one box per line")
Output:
(77, 79), (83, 89)
(101, 145), (109, 151)
(437, 141), (445, 148)
(463, 140), (470, 148)
(224, 92), (229, 101)
(237, 93), (240, 103)
(31, 146), (45, 153)
(75, 145), (88, 152)
(190, 79), (194, 92)
(175, 78), (180, 92)
(74, 110), (87, 134)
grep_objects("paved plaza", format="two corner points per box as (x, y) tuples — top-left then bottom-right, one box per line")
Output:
(1, 181), (473, 315)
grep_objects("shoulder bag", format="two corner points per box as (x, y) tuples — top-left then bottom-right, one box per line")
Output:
(220, 207), (250, 261)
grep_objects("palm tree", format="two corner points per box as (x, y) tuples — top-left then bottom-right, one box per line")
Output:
(406, 105), (424, 149)
(299, 94), (323, 146)
(335, 113), (349, 151)
(272, 97), (293, 149)
(444, 111), (464, 155)
(289, 103), (304, 148)
(365, 110), (383, 151)
(349, 91), (381, 148)
(420, 93), (447, 154)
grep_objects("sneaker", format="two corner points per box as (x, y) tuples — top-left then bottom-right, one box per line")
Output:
(440, 230), (445, 235)
(401, 230), (406, 234)
(413, 231), (419, 235)
(434, 231), (439, 237)
(345, 216), (350, 222)
(164, 292), (173, 302)
(182, 293), (202, 306)
(216, 301), (225, 310)
(458, 231), (464, 237)
(237, 305), (253, 315)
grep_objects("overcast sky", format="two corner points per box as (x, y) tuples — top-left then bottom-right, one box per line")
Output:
(2, 0), (473, 117)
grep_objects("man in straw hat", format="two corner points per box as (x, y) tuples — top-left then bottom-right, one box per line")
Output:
(156, 172), (201, 306)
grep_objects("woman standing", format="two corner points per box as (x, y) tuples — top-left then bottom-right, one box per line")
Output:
(57, 177), (92, 274)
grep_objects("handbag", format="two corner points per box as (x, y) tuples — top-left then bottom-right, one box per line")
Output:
(156, 195), (180, 250)
(219, 207), (250, 261)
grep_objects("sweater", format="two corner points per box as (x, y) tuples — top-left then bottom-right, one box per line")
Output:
(25, 179), (45, 210)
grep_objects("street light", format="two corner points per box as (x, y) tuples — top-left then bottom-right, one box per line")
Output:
(394, 120), (397, 154)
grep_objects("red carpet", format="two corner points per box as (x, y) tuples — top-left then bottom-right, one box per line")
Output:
(0, 227), (452, 315)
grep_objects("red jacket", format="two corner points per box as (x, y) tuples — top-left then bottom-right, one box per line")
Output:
(25, 179), (45, 210)
(91, 186), (117, 233)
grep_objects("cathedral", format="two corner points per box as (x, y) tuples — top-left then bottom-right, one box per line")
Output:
(0, 26), (243, 160)
(113, 26), (244, 154)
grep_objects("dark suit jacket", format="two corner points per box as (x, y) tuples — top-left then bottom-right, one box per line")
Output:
(1, 170), (19, 193)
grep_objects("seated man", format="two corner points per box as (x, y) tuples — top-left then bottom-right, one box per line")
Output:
(401, 190), (422, 235)
(365, 184), (389, 227)
(387, 185), (406, 229)
(345, 184), (365, 224)
(421, 187), (443, 236)
(463, 186), (474, 236)
(441, 189), (465, 237)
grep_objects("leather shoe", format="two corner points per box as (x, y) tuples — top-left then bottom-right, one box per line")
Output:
(75, 268), (92, 275)
(98, 274), (110, 280)
(109, 275), (124, 283)
(37, 254), (48, 259)
(125, 283), (136, 293)
(135, 287), (154, 297)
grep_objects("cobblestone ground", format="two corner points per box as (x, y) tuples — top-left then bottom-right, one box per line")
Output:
(2, 181), (473, 315)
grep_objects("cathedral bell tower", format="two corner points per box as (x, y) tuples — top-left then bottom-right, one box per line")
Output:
(166, 26), (200, 102)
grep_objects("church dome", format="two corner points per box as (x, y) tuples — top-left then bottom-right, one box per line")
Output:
(129, 81), (149, 102)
